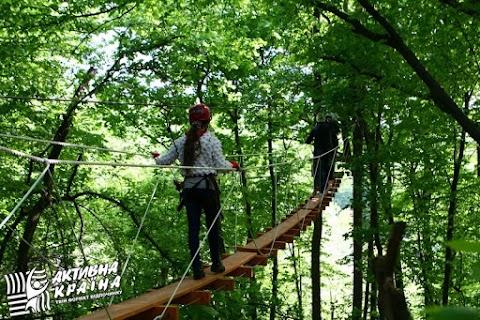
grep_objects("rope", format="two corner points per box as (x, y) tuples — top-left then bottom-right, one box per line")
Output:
(245, 146), (338, 257)
(0, 145), (237, 171)
(109, 175), (162, 306)
(0, 133), (149, 157)
(0, 164), (50, 230)
(2, 218), (61, 269)
(242, 146), (338, 172)
(47, 169), (89, 263)
(46, 159), (239, 171)
(0, 145), (47, 163)
(0, 130), (343, 311)
(1, 132), (289, 160)
(226, 150), (287, 158)
(232, 175), (242, 251)
(267, 151), (296, 255)
(0, 132), (341, 172)
(155, 172), (240, 320)
(0, 164), (68, 270)
(0, 94), (239, 109)
(0, 94), (189, 108)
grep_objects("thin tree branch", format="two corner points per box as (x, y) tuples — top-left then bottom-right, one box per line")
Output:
(66, 191), (179, 268)
(438, 0), (480, 17)
(314, 0), (480, 144)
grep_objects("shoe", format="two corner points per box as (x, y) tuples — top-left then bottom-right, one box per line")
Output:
(211, 262), (225, 273)
(193, 269), (205, 280)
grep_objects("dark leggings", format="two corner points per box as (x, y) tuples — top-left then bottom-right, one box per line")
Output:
(313, 150), (334, 192)
(183, 188), (221, 271)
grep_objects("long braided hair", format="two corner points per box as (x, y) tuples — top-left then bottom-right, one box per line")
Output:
(184, 104), (211, 175)
(184, 120), (208, 174)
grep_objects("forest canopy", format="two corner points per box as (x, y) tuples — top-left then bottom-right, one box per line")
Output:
(0, 0), (479, 319)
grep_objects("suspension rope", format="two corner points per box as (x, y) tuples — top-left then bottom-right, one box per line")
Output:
(244, 166), (288, 256)
(0, 145), (238, 171)
(0, 133), (149, 157)
(0, 145), (47, 163)
(266, 151), (292, 256)
(2, 216), (62, 269)
(0, 164), (50, 230)
(0, 144), (302, 173)
(231, 173), (242, 252)
(226, 150), (287, 158)
(48, 168), (116, 317)
(155, 172), (240, 320)
(243, 146), (338, 171)
(0, 131), (323, 172)
(0, 164), (77, 270)
(109, 175), (163, 306)
(47, 169), (89, 263)
(0, 94), (189, 108)
(242, 145), (339, 257)
(1, 132), (288, 160)
(0, 132), (343, 292)
(0, 94), (247, 109)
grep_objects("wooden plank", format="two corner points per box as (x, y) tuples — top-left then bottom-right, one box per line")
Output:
(283, 217), (312, 229)
(78, 179), (342, 320)
(204, 278), (235, 291)
(75, 251), (257, 320)
(241, 196), (322, 252)
(272, 241), (286, 249)
(277, 233), (295, 243)
(226, 266), (254, 278)
(221, 253), (231, 259)
(126, 306), (179, 320)
(245, 254), (268, 266)
(237, 246), (278, 258)
(286, 228), (301, 237)
(171, 290), (210, 305)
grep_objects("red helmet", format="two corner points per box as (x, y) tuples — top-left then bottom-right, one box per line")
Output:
(189, 103), (211, 123)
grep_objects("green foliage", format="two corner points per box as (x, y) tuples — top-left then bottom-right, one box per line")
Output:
(426, 306), (480, 320)
(447, 240), (480, 253)
(0, 0), (479, 319)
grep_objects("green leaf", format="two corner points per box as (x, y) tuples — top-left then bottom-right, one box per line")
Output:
(426, 306), (480, 320)
(446, 240), (480, 253)
(472, 262), (480, 281)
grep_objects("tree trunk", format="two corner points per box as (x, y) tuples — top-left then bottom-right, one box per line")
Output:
(312, 211), (323, 320)
(230, 108), (254, 239)
(361, 108), (384, 256)
(229, 107), (257, 319)
(365, 239), (379, 320)
(442, 97), (467, 305)
(352, 115), (364, 320)
(477, 144), (480, 178)
(315, 1), (480, 144)
(415, 228), (435, 306)
(374, 222), (412, 320)
(16, 103), (77, 273)
(291, 243), (304, 320)
(267, 109), (279, 320)
(15, 66), (101, 273)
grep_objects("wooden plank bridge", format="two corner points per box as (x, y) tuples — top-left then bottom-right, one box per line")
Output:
(76, 178), (342, 320)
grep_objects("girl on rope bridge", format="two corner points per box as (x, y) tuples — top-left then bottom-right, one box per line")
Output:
(152, 103), (240, 280)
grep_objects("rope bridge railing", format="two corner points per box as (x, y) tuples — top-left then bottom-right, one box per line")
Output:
(0, 132), (343, 320)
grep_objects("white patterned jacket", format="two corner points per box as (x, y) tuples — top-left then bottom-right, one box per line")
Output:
(155, 130), (234, 177)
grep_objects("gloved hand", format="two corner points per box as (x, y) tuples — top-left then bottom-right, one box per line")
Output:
(152, 152), (160, 158)
(230, 161), (240, 171)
